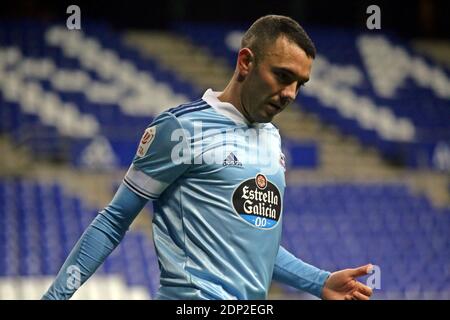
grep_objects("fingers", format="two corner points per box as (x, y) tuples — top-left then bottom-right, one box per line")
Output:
(344, 288), (372, 300)
(350, 283), (373, 300)
(357, 282), (373, 297)
(350, 264), (373, 278)
(352, 290), (370, 300)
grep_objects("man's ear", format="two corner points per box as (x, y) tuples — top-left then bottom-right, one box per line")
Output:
(237, 48), (255, 78)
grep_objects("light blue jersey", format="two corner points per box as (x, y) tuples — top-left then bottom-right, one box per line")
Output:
(124, 89), (286, 299)
(42, 90), (330, 301)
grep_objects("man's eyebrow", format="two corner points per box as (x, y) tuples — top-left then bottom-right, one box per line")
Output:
(275, 67), (309, 83)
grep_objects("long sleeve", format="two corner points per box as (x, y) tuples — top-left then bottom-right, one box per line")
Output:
(273, 245), (331, 298)
(42, 183), (148, 300)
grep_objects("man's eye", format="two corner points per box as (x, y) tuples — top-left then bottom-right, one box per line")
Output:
(276, 72), (290, 83)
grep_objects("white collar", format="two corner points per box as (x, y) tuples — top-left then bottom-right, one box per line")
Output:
(202, 89), (265, 128)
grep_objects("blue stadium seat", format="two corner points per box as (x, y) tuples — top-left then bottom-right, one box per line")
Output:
(280, 182), (450, 298)
(0, 179), (160, 296)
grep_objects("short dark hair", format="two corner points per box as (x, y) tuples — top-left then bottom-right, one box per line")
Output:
(241, 15), (316, 62)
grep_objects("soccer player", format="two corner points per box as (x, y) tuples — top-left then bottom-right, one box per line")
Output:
(43, 15), (373, 300)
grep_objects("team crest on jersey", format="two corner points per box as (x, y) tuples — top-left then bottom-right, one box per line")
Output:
(255, 173), (267, 189)
(232, 174), (281, 229)
(136, 126), (156, 157)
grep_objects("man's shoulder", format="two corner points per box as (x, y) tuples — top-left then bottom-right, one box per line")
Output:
(161, 98), (241, 133)
(165, 98), (212, 118)
(146, 98), (210, 128)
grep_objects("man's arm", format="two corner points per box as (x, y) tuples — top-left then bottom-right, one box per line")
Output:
(273, 246), (373, 300)
(42, 110), (192, 300)
(42, 183), (147, 300)
(273, 245), (330, 298)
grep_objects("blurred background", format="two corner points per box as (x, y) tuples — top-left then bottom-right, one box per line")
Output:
(0, 0), (449, 300)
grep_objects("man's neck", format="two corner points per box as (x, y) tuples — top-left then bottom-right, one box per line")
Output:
(218, 80), (253, 123)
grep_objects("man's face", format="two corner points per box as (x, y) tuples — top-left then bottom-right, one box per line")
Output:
(239, 36), (313, 123)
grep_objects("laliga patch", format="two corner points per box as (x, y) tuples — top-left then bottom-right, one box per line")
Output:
(232, 173), (282, 229)
(136, 126), (156, 157)
(280, 152), (286, 172)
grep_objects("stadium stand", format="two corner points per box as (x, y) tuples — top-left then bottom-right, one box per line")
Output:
(0, 22), (196, 168)
(282, 183), (450, 300)
(0, 179), (159, 299)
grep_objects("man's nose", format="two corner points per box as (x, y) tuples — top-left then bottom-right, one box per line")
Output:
(280, 82), (297, 105)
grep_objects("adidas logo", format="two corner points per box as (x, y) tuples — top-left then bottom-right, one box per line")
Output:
(223, 152), (242, 167)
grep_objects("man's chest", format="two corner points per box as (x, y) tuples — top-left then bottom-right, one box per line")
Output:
(184, 128), (286, 229)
